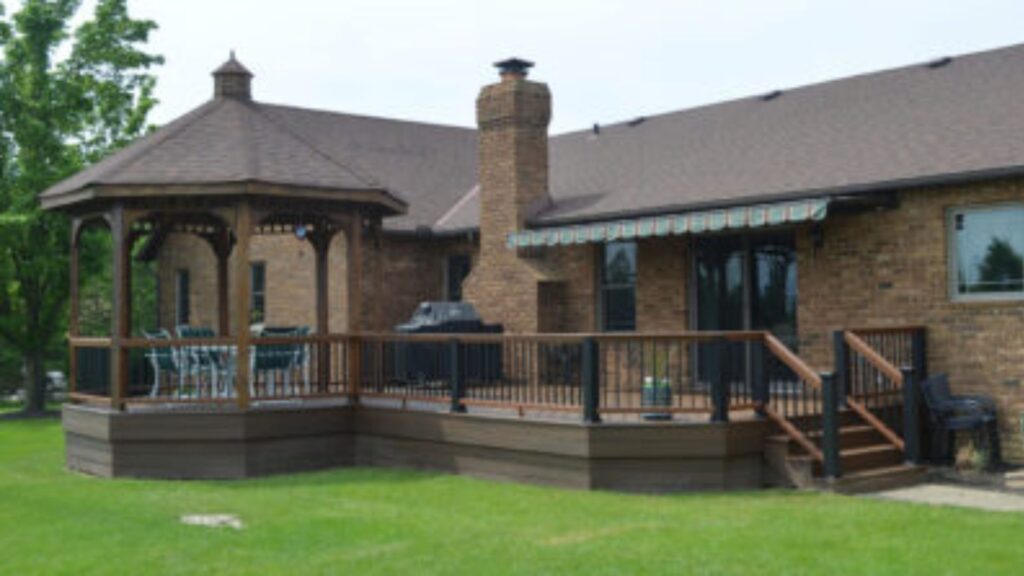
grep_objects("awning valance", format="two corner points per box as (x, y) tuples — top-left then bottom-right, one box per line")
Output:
(506, 197), (829, 249)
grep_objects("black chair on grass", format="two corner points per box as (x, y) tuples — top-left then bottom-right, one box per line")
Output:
(919, 373), (1002, 467)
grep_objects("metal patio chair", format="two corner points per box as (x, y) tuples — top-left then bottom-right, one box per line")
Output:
(919, 373), (1002, 467)
(253, 326), (311, 396)
(143, 329), (182, 397)
(176, 325), (232, 398)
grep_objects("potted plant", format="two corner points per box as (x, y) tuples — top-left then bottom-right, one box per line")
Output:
(641, 348), (673, 421)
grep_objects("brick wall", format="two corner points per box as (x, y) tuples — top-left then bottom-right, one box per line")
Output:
(798, 178), (1024, 462)
(158, 230), (476, 335)
(357, 234), (478, 331)
(157, 231), (350, 334)
(636, 236), (690, 332)
(461, 71), (552, 333)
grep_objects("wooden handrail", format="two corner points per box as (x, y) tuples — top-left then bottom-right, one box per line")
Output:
(762, 405), (825, 463)
(121, 337), (237, 348)
(843, 331), (904, 385)
(69, 336), (112, 347)
(763, 334), (822, 388)
(846, 397), (905, 451)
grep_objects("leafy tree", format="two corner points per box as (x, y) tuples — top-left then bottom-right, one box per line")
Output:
(0, 0), (161, 413)
(978, 237), (1024, 292)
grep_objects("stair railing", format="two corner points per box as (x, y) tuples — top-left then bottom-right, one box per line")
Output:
(758, 334), (842, 476)
(836, 327), (926, 464)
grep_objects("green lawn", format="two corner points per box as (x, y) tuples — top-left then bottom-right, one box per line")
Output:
(1, 419), (1022, 575)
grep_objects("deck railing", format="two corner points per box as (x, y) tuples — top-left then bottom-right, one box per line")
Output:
(837, 326), (926, 463)
(69, 327), (931, 477)
(69, 330), (824, 420)
(69, 329), (846, 470)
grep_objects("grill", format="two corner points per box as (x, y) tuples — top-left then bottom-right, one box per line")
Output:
(391, 302), (503, 386)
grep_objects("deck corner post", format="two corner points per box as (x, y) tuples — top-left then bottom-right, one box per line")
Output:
(449, 338), (466, 413)
(911, 328), (927, 381)
(901, 366), (921, 464)
(821, 370), (842, 479)
(347, 336), (362, 404)
(710, 340), (729, 423)
(832, 330), (850, 405)
(582, 337), (601, 424)
(751, 339), (767, 417)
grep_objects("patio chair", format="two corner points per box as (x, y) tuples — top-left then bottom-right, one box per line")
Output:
(143, 329), (182, 397)
(254, 326), (311, 396)
(176, 325), (232, 398)
(919, 373), (1002, 467)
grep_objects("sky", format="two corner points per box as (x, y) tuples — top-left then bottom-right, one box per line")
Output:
(55, 0), (1024, 133)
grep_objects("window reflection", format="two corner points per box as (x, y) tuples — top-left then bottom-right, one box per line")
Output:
(953, 206), (1024, 297)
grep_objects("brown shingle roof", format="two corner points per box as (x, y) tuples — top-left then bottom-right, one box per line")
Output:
(40, 42), (1024, 230)
(539, 42), (1024, 224)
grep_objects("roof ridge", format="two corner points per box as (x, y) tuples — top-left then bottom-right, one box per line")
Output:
(260, 101), (476, 133)
(551, 40), (1024, 139)
(249, 102), (384, 189)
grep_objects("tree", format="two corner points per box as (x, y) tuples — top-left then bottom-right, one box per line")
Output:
(0, 0), (161, 413)
(978, 237), (1024, 292)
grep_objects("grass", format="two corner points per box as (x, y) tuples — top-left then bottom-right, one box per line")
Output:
(1, 420), (1023, 575)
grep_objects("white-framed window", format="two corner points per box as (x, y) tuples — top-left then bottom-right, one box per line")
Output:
(948, 203), (1024, 301)
(174, 269), (190, 326)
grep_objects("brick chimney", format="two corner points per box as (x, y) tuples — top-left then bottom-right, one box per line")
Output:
(212, 51), (253, 100)
(462, 58), (554, 333)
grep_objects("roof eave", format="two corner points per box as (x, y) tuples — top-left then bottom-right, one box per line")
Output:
(531, 164), (1024, 228)
(39, 179), (408, 216)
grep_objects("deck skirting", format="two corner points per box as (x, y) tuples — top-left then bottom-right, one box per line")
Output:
(63, 404), (769, 492)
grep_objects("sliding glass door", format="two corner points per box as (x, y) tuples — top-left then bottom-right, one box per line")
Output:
(695, 232), (797, 383)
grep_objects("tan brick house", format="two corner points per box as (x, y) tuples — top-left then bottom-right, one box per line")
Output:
(48, 46), (1024, 466)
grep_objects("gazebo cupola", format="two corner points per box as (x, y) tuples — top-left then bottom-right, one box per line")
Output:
(213, 51), (253, 100)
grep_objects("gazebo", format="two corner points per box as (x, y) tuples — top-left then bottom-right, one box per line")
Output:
(42, 55), (406, 410)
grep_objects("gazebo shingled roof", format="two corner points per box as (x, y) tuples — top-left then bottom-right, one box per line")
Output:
(39, 56), (408, 218)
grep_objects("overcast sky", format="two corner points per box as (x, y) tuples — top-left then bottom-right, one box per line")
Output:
(73, 1), (1024, 132)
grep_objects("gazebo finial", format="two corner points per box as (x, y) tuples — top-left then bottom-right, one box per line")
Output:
(212, 51), (253, 100)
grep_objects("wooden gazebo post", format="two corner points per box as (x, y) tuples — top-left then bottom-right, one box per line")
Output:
(233, 201), (253, 409)
(214, 226), (232, 336)
(108, 204), (132, 409)
(68, 218), (82, 394)
(345, 211), (364, 399)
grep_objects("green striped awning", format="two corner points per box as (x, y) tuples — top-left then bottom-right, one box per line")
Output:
(506, 197), (829, 249)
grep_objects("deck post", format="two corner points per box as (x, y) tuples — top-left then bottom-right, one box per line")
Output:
(582, 337), (601, 423)
(710, 340), (729, 423)
(821, 371), (841, 479)
(901, 366), (921, 464)
(911, 329), (927, 382)
(833, 331), (850, 405)
(751, 339), (767, 416)
(449, 338), (465, 413)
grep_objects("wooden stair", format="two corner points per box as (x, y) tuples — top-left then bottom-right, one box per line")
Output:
(765, 408), (927, 494)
